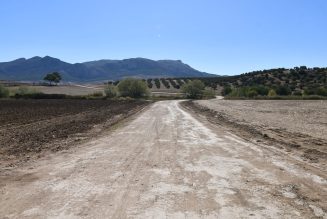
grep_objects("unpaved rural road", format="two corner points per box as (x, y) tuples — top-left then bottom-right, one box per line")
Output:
(1, 101), (326, 218)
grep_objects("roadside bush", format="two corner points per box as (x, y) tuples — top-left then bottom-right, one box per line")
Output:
(222, 85), (232, 96)
(292, 90), (303, 96)
(229, 87), (248, 97)
(268, 89), (277, 97)
(276, 85), (291, 96)
(117, 78), (149, 98)
(0, 85), (9, 98)
(316, 87), (327, 96)
(247, 89), (258, 98)
(182, 79), (205, 99)
(104, 84), (118, 98)
(202, 88), (216, 99)
(254, 85), (269, 96)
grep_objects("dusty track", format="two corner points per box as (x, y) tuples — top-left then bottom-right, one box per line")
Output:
(0, 101), (326, 218)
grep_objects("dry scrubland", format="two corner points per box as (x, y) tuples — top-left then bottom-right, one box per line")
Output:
(186, 99), (327, 165)
(0, 99), (149, 169)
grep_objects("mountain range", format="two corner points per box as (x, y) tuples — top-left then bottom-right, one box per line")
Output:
(0, 56), (215, 82)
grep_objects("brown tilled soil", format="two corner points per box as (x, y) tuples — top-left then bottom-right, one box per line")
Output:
(0, 99), (150, 169)
(182, 99), (327, 169)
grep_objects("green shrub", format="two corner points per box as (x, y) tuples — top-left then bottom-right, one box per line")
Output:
(182, 79), (205, 99)
(276, 85), (291, 96)
(0, 85), (9, 98)
(202, 88), (216, 99)
(247, 89), (258, 98)
(317, 87), (327, 96)
(104, 84), (118, 98)
(292, 90), (303, 96)
(117, 78), (149, 98)
(229, 87), (249, 97)
(222, 85), (232, 96)
(254, 85), (269, 96)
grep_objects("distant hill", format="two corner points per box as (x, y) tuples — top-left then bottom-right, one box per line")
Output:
(0, 56), (215, 82)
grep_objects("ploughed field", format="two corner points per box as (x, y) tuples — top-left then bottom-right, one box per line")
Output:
(186, 99), (327, 167)
(0, 99), (149, 168)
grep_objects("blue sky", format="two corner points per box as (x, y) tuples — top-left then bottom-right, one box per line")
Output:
(1, 0), (326, 75)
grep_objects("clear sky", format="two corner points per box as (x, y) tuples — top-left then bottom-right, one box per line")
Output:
(1, 0), (326, 75)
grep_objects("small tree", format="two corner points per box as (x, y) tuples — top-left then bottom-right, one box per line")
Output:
(44, 72), (62, 85)
(104, 84), (118, 98)
(182, 80), (205, 99)
(117, 78), (149, 98)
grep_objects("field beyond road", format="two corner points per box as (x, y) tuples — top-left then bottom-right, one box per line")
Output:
(0, 100), (326, 218)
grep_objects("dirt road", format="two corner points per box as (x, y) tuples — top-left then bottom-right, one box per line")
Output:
(1, 101), (326, 218)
